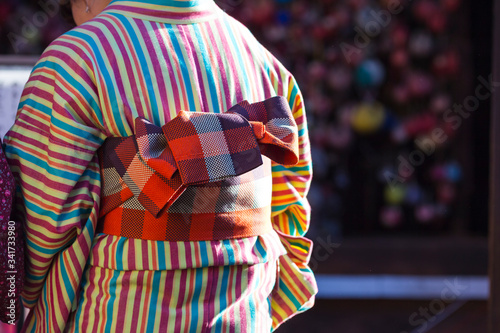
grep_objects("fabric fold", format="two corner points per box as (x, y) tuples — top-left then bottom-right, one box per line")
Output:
(161, 110), (263, 185)
(227, 96), (299, 166)
(99, 96), (299, 219)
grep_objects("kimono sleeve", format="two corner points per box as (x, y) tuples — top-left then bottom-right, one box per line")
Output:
(3, 45), (105, 321)
(268, 72), (318, 329)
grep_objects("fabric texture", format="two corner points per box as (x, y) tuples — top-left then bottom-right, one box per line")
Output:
(65, 236), (281, 332)
(98, 96), (298, 241)
(3, 0), (317, 331)
(0, 140), (24, 324)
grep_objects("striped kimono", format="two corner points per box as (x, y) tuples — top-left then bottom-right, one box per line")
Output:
(3, 0), (317, 332)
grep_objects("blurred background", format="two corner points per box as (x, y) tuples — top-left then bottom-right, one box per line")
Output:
(0, 0), (493, 332)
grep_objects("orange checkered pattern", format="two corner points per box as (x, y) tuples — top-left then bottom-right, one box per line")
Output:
(98, 96), (298, 241)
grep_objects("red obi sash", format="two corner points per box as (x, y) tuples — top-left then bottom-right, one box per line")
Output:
(97, 96), (298, 241)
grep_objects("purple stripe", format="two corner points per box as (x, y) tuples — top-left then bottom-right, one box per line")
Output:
(22, 307), (35, 333)
(50, 261), (66, 327)
(213, 19), (243, 102)
(69, 240), (84, 278)
(29, 84), (55, 102)
(46, 46), (98, 103)
(127, 237), (136, 268)
(170, 242), (180, 268)
(210, 267), (220, 330)
(86, 17), (145, 118)
(136, 19), (172, 123)
(158, 270), (175, 331)
(101, 235), (114, 269)
(184, 242), (193, 268)
(129, 271), (145, 331)
(13, 123), (96, 158)
(93, 267), (109, 332)
(25, 211), (76, 236)
(115, 271), (130, 332)
(174, 269), (188, 331)
(272, 59), (284, 96)
(155, 22), (182, 119)
(237, 265), (247, 333)
(203, 257), (216, 330)
(241, 37), (263, 101)
(178, 25), (208, 111)
(204, 21), (231, 108)
(13, 117), (50, 140)
(228, 266), (236, 333)
(81, 267), (95, 332)
(107, 5), (214, 21)
(50, 42), (97, 90)
(54, 86), (91, 125)
(24, 217), (74, 244)
(141, 239), (149, 268)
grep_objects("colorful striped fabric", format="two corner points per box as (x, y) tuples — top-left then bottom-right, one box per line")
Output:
(68, 258), (278, 332)
(66, 232), (286, 332)
(3, 0), (316, 331)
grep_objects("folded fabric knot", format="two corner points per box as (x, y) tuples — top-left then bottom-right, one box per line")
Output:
(226, 96), (299, 166)
(99, 96), (298, 218)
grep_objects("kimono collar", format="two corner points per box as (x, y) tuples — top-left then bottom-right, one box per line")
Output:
(104, 0), (221, 24)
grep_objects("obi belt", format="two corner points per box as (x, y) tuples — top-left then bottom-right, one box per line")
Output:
(97, 96), (299, 241)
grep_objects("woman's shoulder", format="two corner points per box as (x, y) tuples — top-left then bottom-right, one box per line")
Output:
(33, 21), (110, 79)
(42, 26), (99, 59)
(220, 13), (293, 74)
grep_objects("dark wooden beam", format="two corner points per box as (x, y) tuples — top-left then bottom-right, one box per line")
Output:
(489, 0), (500, 331)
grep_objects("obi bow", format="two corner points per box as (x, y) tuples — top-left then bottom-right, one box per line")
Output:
(98, 96), (299, 218)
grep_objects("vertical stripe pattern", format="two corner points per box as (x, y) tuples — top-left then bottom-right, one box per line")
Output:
(3, 0), (316, 332)
(65, 261), (276, 332)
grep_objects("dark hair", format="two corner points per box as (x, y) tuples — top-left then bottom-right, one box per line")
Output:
(59, 0), (76, 26)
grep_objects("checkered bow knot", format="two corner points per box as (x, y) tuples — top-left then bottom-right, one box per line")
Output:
(99, 96), (299, 218)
